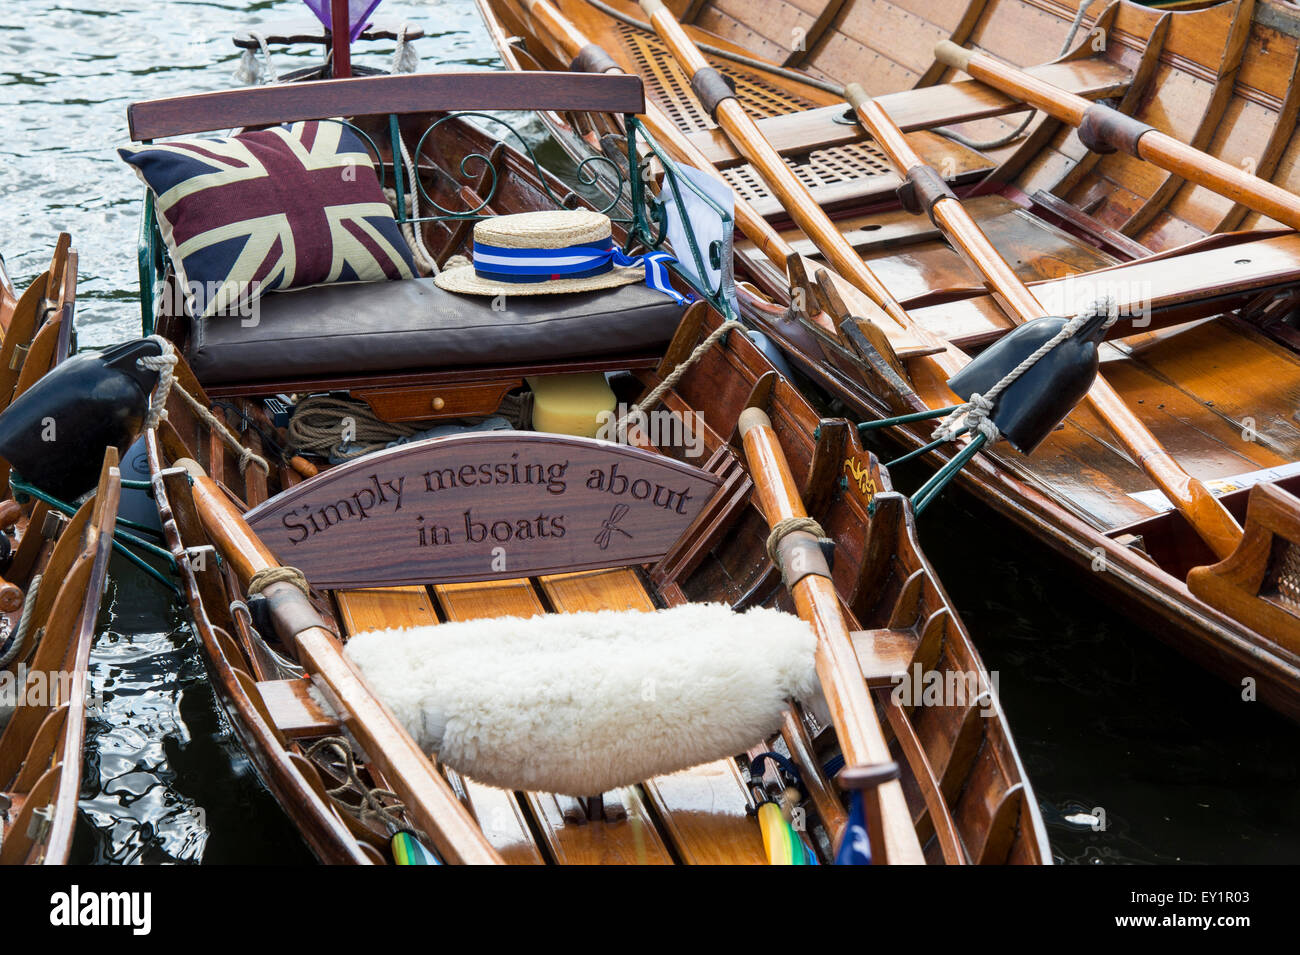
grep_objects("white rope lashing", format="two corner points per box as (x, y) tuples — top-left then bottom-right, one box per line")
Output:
(234, 32), (278, 86)
(137, 336), (271, 476)
(932, 296), (1118, 444)
(391, 23), (419, 74)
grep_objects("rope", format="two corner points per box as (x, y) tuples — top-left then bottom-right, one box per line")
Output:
(936, 0), (1097, 150)
(305, 736), (428, 841)
(137, 336), (271, 476)
(765, 516), (827, 563)
(248, 565), (310, 597)
(931, 296), (1118, 443)
(287, 395), (419, 461)
(391, 22), (420, 74)
(614, 318), (743, 440)
(384, 134), (439, 276)
(233, 32), (278, 86)
(0, 574), (41, 669)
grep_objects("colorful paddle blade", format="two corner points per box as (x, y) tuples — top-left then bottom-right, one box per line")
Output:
(834, 791), (873, 865)
(392, 830), (441, 865)
(301, 0), (382, 42)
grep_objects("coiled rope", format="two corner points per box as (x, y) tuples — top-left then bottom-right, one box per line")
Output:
(287, 395), (420, 461)
(137, 336), (270, 476)
(931, 296), (1118, 444)
(305, 736), (428, 842)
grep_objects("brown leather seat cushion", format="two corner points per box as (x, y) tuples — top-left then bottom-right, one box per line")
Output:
(186, 277), (685, 384)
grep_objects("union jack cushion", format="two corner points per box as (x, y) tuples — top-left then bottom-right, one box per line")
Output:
(120, 120), (415, 319)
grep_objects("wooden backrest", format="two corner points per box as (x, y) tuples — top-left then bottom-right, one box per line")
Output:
(127, 71), (645, 141)
(1188, 482), (1300, 654)
(242, 432), (721, 589)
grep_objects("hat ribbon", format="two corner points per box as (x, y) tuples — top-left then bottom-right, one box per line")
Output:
(472, 238), (692, 305)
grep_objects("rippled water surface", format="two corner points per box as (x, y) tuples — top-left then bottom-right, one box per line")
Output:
(4, 0), (1297, 864)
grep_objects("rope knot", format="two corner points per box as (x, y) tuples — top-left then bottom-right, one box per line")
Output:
(765, 516), (829, 564)
(248, 565), (310, 598)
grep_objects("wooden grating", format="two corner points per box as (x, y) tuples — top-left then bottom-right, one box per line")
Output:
(617, 23), (896, 205)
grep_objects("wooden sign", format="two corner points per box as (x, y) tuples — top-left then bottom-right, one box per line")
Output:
(244, 432), (722, 589)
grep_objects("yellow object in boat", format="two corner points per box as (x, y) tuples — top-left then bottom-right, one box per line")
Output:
(526, 373), (616, 438)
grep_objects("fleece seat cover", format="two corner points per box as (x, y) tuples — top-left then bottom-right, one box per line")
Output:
(344, 602), (818, 796)
(185, 277), (684, 385)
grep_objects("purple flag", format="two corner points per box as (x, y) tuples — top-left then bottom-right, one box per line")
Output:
(301, 0), (383, 43)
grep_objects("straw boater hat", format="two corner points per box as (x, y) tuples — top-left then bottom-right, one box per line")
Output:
(434, 209), (647, 296)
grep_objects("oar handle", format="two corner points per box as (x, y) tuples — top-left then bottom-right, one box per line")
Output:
(738, 407), (924, 864)
(0, 574), (22, 614)
(933, 41), (1300, 231)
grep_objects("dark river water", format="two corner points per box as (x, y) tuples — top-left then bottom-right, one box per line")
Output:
(3, 0), (1296, 865)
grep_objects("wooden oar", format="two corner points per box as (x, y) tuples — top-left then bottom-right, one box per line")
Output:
(841, 81), (1244, 561)
(934, 41), (1300, 231)
(180, 459), (503, 865)
(738, 407), (924, 864)
(515, 0), (795, 275)
(636, 0), (914, 330)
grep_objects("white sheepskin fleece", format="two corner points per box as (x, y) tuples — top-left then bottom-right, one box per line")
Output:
(343, 602), (818, 796)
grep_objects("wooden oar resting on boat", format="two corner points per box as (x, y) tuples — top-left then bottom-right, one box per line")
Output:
(840, 80), (1244, 562)
(932, 40), (1300, 233)
(635, 0), (912, 332)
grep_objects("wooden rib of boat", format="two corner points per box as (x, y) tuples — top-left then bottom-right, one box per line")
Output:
(480, 0), (1300, 720)
(124, 62), (1049, 863)
(0, 238), (120, 864)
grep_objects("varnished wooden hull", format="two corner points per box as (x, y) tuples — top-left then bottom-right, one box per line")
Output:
(138, 98), (1049, 862)
(480, 0), (1300, 720)
(0, 240), (119, 865)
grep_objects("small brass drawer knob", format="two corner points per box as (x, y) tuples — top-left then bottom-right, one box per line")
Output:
(430, 396), (446, 411)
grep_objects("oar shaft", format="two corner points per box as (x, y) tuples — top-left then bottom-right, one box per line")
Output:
(518, 0), (795, 269)
(845, 81), (1243, 558)
(183, 463), (504, 865)
(639, 0), (914, 329)
(738, 407), (924, 864)
(934, 40), (1300, 231)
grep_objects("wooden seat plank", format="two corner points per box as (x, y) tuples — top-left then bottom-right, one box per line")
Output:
(851, 629), (921, 688)
(335, 584), (545, 864)
(256, 678), (340, 738)
(685, 58), (1133, 167)
(538, 568), (767, 865)
(431, 576), (676, 865)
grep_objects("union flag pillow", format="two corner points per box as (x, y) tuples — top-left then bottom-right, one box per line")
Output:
(120, 120), (416, 319)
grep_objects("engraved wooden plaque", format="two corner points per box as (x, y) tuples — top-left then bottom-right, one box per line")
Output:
(244, 432), (722, 589)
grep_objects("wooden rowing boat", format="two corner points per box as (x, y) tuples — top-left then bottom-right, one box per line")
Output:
(124, 57), (1049, 862)
(480, 0), (1300, 720)
(0, 237), (121, 864)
